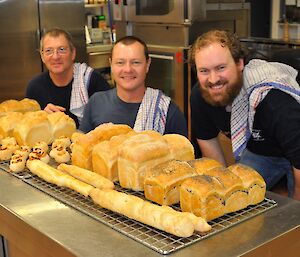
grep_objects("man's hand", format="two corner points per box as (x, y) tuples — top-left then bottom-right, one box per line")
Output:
(44, 103), (66, 113)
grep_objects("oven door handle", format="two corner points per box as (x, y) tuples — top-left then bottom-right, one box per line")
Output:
(149, 53), (174, 60)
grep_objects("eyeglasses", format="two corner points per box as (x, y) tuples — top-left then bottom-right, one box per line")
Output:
(42, 46), (69, 56)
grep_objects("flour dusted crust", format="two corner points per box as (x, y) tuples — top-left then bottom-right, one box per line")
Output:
(92, 131), (136, 181)
(71, 123), (132, 170)
(118, 133), (172, 191)
(90, 188), (211, 237)
(47, 112), (76, 139)
(227, 163), (266, 205)
(144, 160), (197, 205)
(162, 134), (195, 161)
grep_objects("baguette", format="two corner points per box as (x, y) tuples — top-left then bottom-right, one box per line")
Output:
(27, 160), (94, 197)
(57, 163), (114, 190)
(90, 188), (211, 237)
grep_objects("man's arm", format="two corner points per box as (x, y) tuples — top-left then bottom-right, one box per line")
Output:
(197, 137), (227, 166)
(293, 167), (300, 200)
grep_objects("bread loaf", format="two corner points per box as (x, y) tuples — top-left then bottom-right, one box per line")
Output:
(47, 112), (76, 139)
(57, 163), (114, 190)
(92, 132), (136, 181)
(27, 160), (94, 197)
(144, 160), (197, 205)
(188, 157), (223, 174)
(180, 175), (226, 221)
(0, 112), (24, 138)
(13, 111), (52, 147)
(118, 133), (172, 191)
(202, 167), (248, 213)
(90, 188), (211, 237)
(72, 123), (132, 170)
(227, 163), (266, 205)
(0, 98), (40, 115)
(163, 134), (195, 161)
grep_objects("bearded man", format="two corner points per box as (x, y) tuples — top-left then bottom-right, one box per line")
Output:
(189, 30), (300, 200)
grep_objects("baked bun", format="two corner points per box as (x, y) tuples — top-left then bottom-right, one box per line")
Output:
(144, 159), (197, 205)
(10, 153), (26, 172)
(49, 145), (70, 163)
(162, 134), (195, 161)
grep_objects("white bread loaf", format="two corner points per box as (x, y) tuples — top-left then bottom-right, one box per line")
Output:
(118, 133), (172, 191)
(71, 123), (132, 170)
(227, 163), (266, 205)
(0, 98), (40, 116)
(0, 112), (24, 138)
(47, 112), (76, 139)
(92, 131), (137, 181)
(27, 160), (94, 197)
(162, 134), (195, 161)
(144, 159), (197, 205)
(90, 188), (211, 237)
(57, 163), (114, 190)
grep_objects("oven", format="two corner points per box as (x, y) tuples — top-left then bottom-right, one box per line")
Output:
(113, 0), (206, 24)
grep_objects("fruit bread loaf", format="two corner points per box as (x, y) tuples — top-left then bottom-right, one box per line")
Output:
(118, 133), (172, 191)
(227, 163), (266, 205)
(144, 159), (197, 205)
(72, 123), (132, 170)
(188, 157), (224, 174)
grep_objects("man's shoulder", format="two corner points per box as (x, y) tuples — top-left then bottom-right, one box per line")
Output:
(27, 72), (49, 88)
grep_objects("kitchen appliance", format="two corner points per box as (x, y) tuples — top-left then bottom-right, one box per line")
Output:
(0, 0), (87, 102)
(123, 0), (206, 24)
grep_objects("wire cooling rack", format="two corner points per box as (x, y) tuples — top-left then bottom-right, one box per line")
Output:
(0, 162), (277, 255)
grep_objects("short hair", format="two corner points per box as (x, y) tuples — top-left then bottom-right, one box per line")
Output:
(189, 30), (245, 69)
(40, 28), (75, 52)
(111, 35), (149, 60)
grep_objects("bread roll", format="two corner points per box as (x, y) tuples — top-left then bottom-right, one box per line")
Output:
(71, 123), (132, 170)
(90, 188), (211, 237)
(0, 112), (24, 138)
(27, 160), (94, 197)
(144, 160), (197, 205)
(9, 153), (26, 172)
(118, 133), (172, 191)
(188, 157), (224, 174)
(49, 145), (70, 163)
(57, 163), (114, 190)
(47, 112), (76, 139)
(92, 131), (136, 181)
(163, 134), (195, 161)
(227, 163), (266, 205)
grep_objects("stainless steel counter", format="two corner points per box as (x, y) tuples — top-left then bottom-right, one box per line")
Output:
(0, 170), (299, 257)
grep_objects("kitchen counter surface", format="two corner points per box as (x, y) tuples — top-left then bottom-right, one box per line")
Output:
(0, 169), (300, 257)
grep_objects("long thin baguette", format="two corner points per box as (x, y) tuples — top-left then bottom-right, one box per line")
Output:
(90, 188), (208, 237)
(27, 160), (94, 197)
(57, 163), (114, 190)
